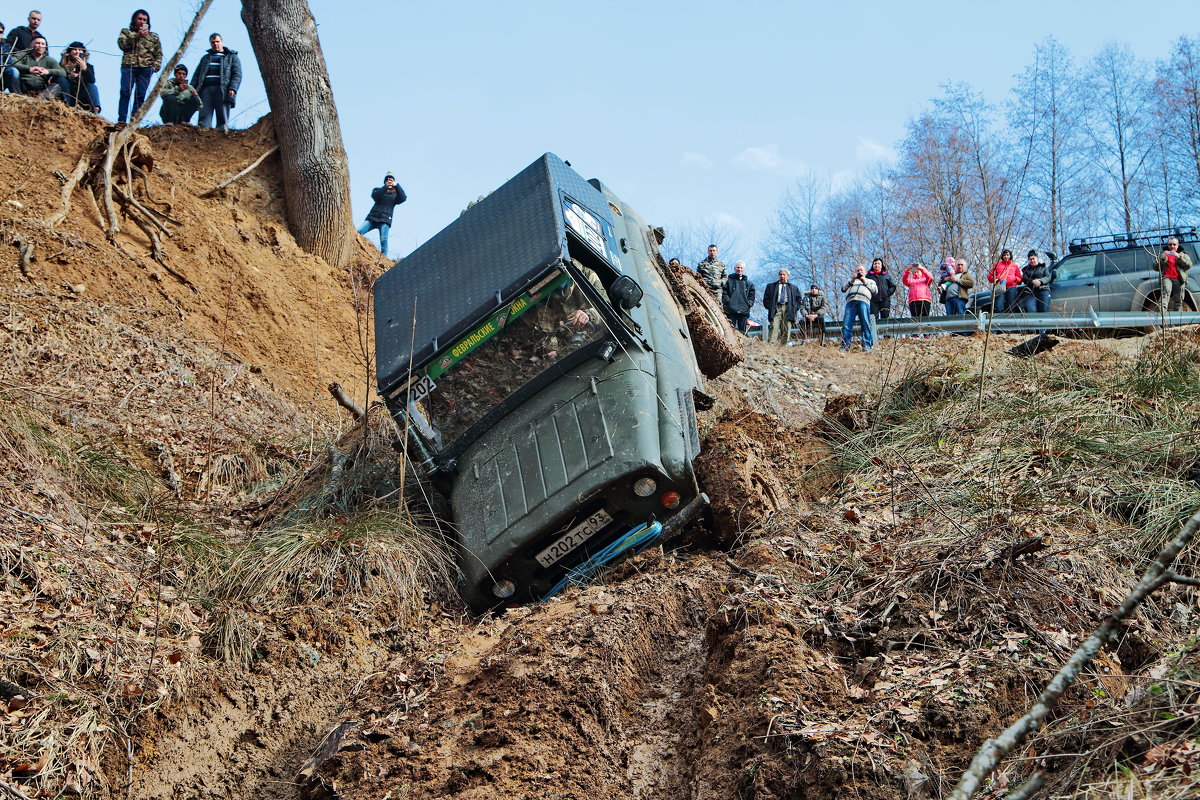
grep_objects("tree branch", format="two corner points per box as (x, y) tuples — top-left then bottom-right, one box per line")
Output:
(947, 508), (1200, 800)
(327, 382), (364, 419)
(200, 146), (280, 197)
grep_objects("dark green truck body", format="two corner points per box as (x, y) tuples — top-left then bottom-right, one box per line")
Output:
(373, 154), (706, 611)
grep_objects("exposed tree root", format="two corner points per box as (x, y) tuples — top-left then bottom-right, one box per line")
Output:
(40, 0), (216, 273)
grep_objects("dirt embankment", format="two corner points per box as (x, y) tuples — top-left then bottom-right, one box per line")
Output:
(3, 92), (1198, 800)
(0, 96), (409, 800)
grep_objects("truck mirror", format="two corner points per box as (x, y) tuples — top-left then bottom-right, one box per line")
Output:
(608, 276), (643, 311)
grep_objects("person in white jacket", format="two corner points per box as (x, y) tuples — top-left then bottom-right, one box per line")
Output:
(840, 264), (878, 352)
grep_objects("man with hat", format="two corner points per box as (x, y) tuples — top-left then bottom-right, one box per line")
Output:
(56, 41), (100, 112)
(358, 172), (407, 257)
(160, 63), (201, 124)
(799, 283), (827, 344)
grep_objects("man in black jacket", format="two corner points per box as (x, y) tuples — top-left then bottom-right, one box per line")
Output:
(1019, 249), (1053, 313)
(763, 268), (803, 345)
(721, 260), (756, 333)
(867, 258), (897, 319)
(194, 33), (242, 130)
(358, 172), (407, 257)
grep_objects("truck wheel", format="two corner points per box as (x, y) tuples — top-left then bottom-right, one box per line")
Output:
(676, 269), (744, 378)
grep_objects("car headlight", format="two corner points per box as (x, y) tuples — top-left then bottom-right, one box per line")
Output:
(492, 579), (516, 599)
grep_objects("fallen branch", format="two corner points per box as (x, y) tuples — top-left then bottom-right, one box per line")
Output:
(947, 508), (1200, 800)
(14, 237), (34, 278)
(200, 145), (280, 197)
(328, 382), (365, 419)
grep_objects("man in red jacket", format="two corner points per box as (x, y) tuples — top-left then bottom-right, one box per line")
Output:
(1155, 237), (1193, 312)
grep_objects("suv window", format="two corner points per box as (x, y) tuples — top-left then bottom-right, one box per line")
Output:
(1055, 254), (1097, 280)
(1098, 249), (1153, 275)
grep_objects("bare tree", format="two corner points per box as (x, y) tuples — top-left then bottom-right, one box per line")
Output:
(662, 215), (746, 270)
(1155, 36), (1200, 221)
(1012, 37), (1095, 254)
(1087, 43), (1156, 234)
(241, 0), (354, 268)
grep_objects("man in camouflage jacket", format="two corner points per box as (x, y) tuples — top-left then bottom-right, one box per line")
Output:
(696, 244), (727, 303)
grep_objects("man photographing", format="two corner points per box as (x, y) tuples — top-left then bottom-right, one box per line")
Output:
(1154, 237), (1193, 312)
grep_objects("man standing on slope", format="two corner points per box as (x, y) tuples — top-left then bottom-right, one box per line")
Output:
(762, 268), (802, 345)
(721, 260), (756, 333)
(696, 244), (727, 304)
(358, 172), (407, 257)
(194, 33), (242, 131)
(841, 264), (877, 352)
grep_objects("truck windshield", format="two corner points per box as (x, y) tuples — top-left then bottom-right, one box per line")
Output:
(405, 268), (607, 451)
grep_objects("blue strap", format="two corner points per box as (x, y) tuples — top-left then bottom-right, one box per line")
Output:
(540, 520), (664, 601)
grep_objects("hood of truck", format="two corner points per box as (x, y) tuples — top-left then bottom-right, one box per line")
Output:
(452, 367), (674, 549)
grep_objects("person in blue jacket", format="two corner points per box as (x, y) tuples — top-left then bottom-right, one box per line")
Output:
(358, 172), (407, 257)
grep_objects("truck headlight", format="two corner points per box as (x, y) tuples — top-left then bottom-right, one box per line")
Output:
(633, 477), (657, 497)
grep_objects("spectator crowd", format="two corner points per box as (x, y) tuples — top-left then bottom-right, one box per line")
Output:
(2, 8), (241, 128)
(676, 244), (1080, 352)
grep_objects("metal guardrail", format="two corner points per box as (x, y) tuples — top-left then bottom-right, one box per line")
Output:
(747, 311), (1200, 339)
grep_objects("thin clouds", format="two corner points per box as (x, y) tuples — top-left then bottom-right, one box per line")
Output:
(681, 151), (713, 169)
(733, 144), (808, 176)
(854, 136), (895, 163)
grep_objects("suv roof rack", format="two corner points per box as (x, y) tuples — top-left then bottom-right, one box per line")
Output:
(1068, 225), (1199, 254)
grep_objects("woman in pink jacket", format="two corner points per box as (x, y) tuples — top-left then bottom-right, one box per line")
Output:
(987, 248), (1023, 312)
(902, 262), (936, 318)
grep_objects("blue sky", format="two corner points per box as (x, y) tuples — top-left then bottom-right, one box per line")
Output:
(13, 1), (1193, 266)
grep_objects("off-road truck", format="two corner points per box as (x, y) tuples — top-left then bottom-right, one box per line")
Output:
(373, 154), (742, 612)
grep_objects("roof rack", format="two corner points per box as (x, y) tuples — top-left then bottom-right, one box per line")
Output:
(1067, 225), (1199, 254)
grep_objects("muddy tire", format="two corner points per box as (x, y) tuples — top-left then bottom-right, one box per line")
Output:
(674, 268), (744, 378)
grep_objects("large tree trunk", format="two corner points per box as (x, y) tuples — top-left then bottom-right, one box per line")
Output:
(241, 0), (352, 268)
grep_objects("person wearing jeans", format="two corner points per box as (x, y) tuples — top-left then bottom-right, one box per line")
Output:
(193, 33), (242, 130)
(116, 9), (161, 123)
(1019, 250), (1053, 313)
(942, 260), (974, 316)
(841, 264), (877, 351)
(358, 172), (407, 257)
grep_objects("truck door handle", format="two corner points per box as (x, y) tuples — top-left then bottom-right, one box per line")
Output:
(1086, 282), (1096, 286)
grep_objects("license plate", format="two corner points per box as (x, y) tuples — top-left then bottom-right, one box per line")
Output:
(535, 508), (614, 568)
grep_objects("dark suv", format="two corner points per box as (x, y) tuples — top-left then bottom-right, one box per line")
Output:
(967, 226), (1200, 314)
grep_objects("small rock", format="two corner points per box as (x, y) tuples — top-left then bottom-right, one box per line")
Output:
(69, 283), (87, 294)
(5, 199), (21, 209)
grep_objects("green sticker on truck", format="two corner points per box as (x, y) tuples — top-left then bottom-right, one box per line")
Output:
(424, 270), (571, 381)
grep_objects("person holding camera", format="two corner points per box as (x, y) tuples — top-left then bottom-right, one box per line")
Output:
(56, 42), (100, 112)
(840, 264), (878, 352)
(160, 64), (202, 124)
(358, 172), (408, 257)
(117, 9), (162, 123)
(1154, 237), (1193, 312)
